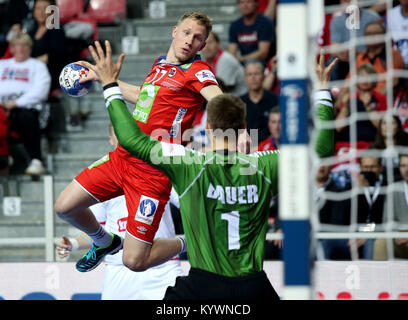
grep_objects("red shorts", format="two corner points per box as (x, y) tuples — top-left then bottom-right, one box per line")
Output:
(75, 149), (172, 243)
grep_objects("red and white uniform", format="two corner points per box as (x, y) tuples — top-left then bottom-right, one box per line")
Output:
(75, 55), (218, 243)
(90, 190), (184, 300)
(257, 136), (278, 151)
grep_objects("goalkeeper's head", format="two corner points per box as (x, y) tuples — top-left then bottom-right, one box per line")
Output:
(206, 93), (247, 141)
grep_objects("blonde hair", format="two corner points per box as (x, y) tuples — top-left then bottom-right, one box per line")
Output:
(10, 33), (33, 48)
(177, 11), (213, 38)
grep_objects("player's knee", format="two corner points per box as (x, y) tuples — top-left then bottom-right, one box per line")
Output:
(122, 252), (148, 272)
(54, 194), (74, 219)
(54, 196), (67, 217)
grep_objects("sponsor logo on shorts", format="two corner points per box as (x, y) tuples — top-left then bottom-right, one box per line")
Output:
(195, 69), (217, 83)
(117, 217), (128, 232)
(135, 195), (159, 225)
(136, 226), (148, 234)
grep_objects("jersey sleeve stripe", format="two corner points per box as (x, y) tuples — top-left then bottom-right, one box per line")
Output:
(105, 94), (124, 108)
(103, 86), (122, 99)
(315, 100), (333, 108)
(103, 86), (124, 108)
(313, 89), (331, 101)
(314, 90), (333, 108)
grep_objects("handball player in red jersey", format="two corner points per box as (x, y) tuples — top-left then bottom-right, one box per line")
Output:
(54, 12), (223, 272)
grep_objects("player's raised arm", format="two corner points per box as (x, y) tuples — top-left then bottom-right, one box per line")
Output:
(77, 41), (141, 104)
(313, 53), (338, 158)
(80, 41), (158, 160)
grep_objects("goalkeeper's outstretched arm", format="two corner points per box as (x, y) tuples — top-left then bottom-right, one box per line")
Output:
(314, 53), (338, 158)
(314, 90), (334, 158)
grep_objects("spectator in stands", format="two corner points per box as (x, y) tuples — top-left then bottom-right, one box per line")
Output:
(329, 0), (380, 80)
(335, 63), (386, 150)
(316, 164), (353, 260)
(0, 0), (30, 58)
(354, 155), (386, 259)
(393, 78), (408, 132)
(263, 55), (280, 94)
(240, 59), (278, 145)
(372, 115), (408, 181)
(257, 0), (277, 21)
(372, 115), (408, 149)
(318, 154), (385, 260)
(388, 0), (408, 69)
(228, 0), (276, 66)
(257, 106), (280, 151)
(374, 153), (408, 260)
(0, 107), (10, 174)
(0, 33), (50, 175)
(202, 31), (247, 96)
(27, 0), (70, 92)
(353, 21), (405, 95)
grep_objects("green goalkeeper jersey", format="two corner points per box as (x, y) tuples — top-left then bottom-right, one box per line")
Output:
(105, 86), (334, 277)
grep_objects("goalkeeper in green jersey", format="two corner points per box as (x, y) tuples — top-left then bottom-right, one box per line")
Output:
(82, 41), (337, 300)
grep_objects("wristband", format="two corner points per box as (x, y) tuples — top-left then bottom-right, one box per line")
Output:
(102, 82), (119, 90)
(176, 235), (187, 254)
(70, 238), (79, 251)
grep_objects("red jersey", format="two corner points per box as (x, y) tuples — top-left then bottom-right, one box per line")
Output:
(117, 55), (218, 160)
(257, 136), (278, 151)
(0, 109), (9, 156)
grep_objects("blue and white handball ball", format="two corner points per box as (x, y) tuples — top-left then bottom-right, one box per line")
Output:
(59, 63), (92, 97)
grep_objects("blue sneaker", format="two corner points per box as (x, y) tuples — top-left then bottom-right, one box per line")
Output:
(76, 233), (122, 272)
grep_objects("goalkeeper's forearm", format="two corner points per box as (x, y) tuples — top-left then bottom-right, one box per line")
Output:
(103, 83), (156, 163)
(314, 90), (334, 158)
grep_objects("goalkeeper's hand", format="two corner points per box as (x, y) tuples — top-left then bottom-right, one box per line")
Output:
(315, 51), (338, 90)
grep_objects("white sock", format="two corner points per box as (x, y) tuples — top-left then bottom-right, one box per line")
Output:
(88, 226), (112, 247)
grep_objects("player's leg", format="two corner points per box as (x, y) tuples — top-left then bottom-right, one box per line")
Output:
(54, 180), (100, 234)
(122, 233), (184, 272)
(55, 152), (124, 271)
(121, 192), (184, 271)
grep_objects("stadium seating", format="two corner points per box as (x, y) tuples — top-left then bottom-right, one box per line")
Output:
(57, 0), (84, 24)
(86, 0), (127, 24)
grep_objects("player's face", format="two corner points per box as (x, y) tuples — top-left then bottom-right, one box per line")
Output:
(172, 18), (207, 63)
(202, 33), (219, 60)
(268, 112), (281, 140)
(399, 156), (408, 182)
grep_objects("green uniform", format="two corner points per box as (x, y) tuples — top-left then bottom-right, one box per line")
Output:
(104, 86), (334, 277)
